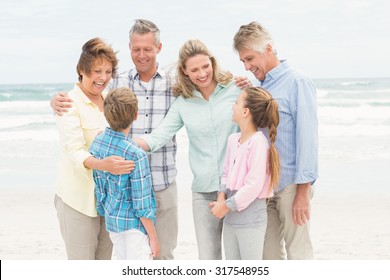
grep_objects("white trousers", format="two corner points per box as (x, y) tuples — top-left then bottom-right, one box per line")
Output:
(109, 229), (152, 260)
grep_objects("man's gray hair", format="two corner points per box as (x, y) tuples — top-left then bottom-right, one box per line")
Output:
(129, 19), (160, 46)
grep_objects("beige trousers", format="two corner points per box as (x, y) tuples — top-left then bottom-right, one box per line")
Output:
(153, 181), (178, 260)
(54, 195), (112, 260)
(263, 184), (314, 260)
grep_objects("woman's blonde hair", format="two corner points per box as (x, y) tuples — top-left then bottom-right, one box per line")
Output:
(173, 39), (233, 98)
(244, 87), (280, 191)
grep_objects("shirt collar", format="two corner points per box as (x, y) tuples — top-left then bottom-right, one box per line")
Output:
(104, 127), (127, 140)
(133, 63), (165, 80)
(193, 81), (230, 98)
(74, 83), (106, 105)
(261, 59), (289, 84)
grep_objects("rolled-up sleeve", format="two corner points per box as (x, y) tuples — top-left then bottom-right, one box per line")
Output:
(292, 78), (319, 184)
(130, 154), (156, 222)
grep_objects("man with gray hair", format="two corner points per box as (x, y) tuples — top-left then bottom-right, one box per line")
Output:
(233, 21), (319, 260)
(51, 19), (178, 260)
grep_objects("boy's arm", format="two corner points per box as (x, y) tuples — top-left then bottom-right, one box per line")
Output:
(130, 152), (158, 256)
(140, 218), (160, 258)
(129, 154), (155, 217)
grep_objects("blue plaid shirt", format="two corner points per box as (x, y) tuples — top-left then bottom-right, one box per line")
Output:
(90, 127), (156, 234)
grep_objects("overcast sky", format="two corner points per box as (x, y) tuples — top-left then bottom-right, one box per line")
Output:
(0, 0), (389, 84)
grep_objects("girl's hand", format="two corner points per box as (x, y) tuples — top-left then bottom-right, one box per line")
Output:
(209, 200), (229, 219)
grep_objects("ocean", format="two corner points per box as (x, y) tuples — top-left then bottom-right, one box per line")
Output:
(1, 78), (390, 189)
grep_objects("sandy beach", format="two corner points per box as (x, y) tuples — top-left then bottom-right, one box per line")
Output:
(1, 129), (390, 260)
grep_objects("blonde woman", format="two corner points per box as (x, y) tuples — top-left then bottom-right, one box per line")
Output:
(137, 39), (251, 259)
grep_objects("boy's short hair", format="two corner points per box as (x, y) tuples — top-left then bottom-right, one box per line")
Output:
(104, 87), (138, 131)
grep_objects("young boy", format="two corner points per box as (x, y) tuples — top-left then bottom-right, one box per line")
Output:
(89, 87), (160, 260)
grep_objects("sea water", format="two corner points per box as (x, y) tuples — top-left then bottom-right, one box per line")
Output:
(315, 78), (390, 162)
(1, 78), (390, 188)
(0, 83), (71, 188)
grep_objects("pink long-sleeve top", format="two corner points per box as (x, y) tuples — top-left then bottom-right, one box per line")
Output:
(221, 131), (273, 212)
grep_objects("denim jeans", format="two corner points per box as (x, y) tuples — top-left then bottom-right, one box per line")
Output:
(192, 191), (223, 260)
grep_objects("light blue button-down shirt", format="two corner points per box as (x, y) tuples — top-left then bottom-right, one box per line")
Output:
(142, 81), (240, 193)
(260, 60), (319, 191)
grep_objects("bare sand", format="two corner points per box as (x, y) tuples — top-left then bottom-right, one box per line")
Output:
(1, 131), (389, 260)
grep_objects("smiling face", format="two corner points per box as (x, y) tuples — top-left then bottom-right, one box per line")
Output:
(182, 54), (216, 93)
(79, 58), (113, 98)
(129, 32), (162, 81)
(238, 45), (279, 82)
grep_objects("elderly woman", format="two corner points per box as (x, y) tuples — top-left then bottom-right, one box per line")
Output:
(54, 38), (132, 260)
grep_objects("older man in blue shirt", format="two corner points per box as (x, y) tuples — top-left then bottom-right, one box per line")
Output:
(233, 22), (319, 260)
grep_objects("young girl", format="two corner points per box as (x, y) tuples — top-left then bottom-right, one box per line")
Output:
(209, 87), (280, 260)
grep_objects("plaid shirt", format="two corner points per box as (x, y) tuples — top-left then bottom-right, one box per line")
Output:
(108, 66), (177, 191)
(90, 127), (156, 234)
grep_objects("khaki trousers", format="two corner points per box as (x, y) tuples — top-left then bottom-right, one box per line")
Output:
(54, 195), (112, 260)
(263, 184), (314, 260)
(153, 181), (178, 260)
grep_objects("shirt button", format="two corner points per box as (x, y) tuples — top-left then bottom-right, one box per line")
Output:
(145, 131), (148, 134)
(146, 114), (148, 117)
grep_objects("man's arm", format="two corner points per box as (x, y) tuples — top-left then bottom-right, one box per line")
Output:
(293, 183), (311, 226)
(292, 78), (318, 226)
(50, 92), (73, 116)
(234, 76), (253, 89)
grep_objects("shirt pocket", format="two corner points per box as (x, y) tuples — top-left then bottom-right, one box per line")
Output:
(276, 99), (290, 117)
(275, 99), (294, 127)
(81, 121), (102, 147)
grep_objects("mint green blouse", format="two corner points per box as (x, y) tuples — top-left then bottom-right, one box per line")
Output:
(142, 81), (240, 192)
